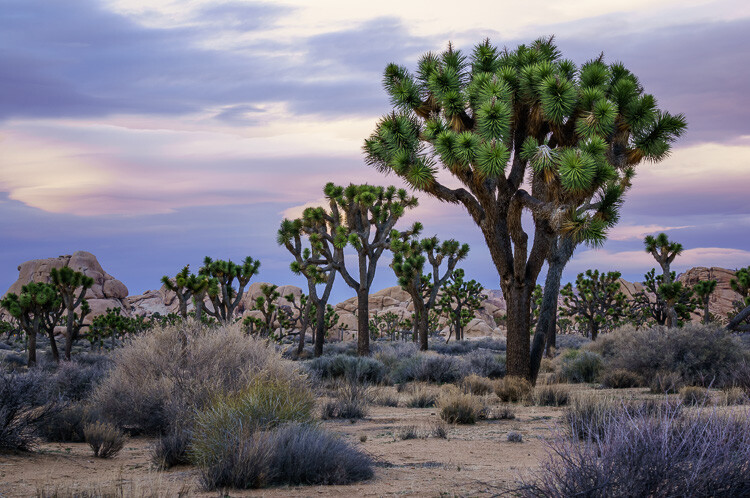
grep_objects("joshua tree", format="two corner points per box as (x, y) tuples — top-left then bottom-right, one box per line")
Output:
(199, 256), (260, 324)
(631, 269), (696, 327)
(0, 283), (64, 366)
(244, 284), (292, 340)
(438, 269), (485, 342)
(161, 265), (211, 319)
(644, 233), (684, 327)
(560, 269), (628, 340)
(693, 279), (717, 324)
(278, 218), (337, 357)
(364, 37), (685, 379)
(295, 183), (418, 355)
(727, 267), (750, 332)
(50, 267), (94, 360)
(390, 227), (469, 350)
(282, 292), (312, 355)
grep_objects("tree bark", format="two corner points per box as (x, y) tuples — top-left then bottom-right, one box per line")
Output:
(47, 329), (60, 363)
(28, 319), (38, 367)
(703, 297), (710, 324)
(412, 297), (428, 351)
(357, 289), (370, 356)
(505, 282), (533, 380)
(313, 301), (326, 357)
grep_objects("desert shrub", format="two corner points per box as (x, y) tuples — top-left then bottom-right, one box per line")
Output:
(461, 374), (495, 395)
(39, 403), (100, 443)
(588, 324), (746, 388)
(431, 422), (448, 439)
(466, 350), (506, 378)
(432, 337), (506, 355)
(437, 392), (483, 424)
(539, 357), (556, 373)
(507, 431), (523, 443)
(533, 385), (570, 407)
(650, 370), (685, 394)
(495, 376), (532, 403)
(305, 354), (387, 384)
(680, 386), (711, 406)
(322, 341), (357, 356)
(723, 387), (748, 406)
(397, 425), (421, 440)
(599, 368), (644, 389)
(93, 322), (298, 435)
(405, 385), (438, 408)
(520, 404), (750, 497)
(0, 370), (55, 451)
(371, 389), (399, 407)
(48, 360), (110, 402)
(320, 381), (369, 420)
(488, 405), (516, 420)
(151, 424), (192, 469)
(558, 350), (602, 383)
(197, 423), (373, 490)
(84, 421), (126, 458)
(373, 342), (418, 369)
(390, 353), (467, 384)
(553, 335), (592, 351)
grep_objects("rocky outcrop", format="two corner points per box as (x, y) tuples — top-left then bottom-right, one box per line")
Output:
(1, 251), (129, 324)
(677, 267), (742, 319)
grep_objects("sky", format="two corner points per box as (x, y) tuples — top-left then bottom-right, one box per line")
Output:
(1, 0), (749, 302)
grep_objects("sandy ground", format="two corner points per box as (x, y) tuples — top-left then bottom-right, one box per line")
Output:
(0, 388), (588, 497)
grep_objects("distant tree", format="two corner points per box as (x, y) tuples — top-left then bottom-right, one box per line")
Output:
(295, 183), (418, 355)
(693, 279), (717, 324)
(278, 217), (337, 357)
(730, 267), (750, 306)
(161, 265), (211, 319)
(199, 256), (260, 324)
(244, 284), (293, 341)
(365, 37), (685, 379)
(1, 283), (64, 366)
(50, 267), (94, 361)
(282, 292), (312, 354)
(727, 267), (750, 332)
(631, 269), (696, 327)
(644, 233), (684, 327)
(438, 269), (485, 342)
(390, 227), (469, 350)
(560, 270), (628, 340)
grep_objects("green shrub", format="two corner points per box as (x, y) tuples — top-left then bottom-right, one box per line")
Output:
(558, 350), (602, 383)
(191, 378), (315, 468)
(84, 421), (126, 458)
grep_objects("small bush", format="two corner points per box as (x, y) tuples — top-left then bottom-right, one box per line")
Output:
(558, 350), (602, 383)
(680, 386), (711, 406)
(48, 359), (110, 402)
(521, 403), (750, 497)
(321, 382), (369, 420)
(198, 423), (374, 490)
(84, 421), (126, 458)
(431, 338), (506, 355)
(533, 385), (570, 407)
(306, 355), (387, 384)
(371, 389), (399, 407)
(405, 386), (437, 408)
(650, 370), (685, 394)
(599, 368), (644, 389)
(507, 431), (523, 443)
(437, 392), (483, 424)
(431, 422), (448, 439)
(466, 350), (506, 378)
(723, 387), (748, 406)
(390, 353), (467, 384)
(39, 403), (98, 443)
(554, 335), (592, 351)
(488, 405), (516, 420)
(495, 376), (532, 403)
(151, 425), (192, 469)
(461, 374), (495, 395)
(397, 425), (421, 440)
(0, 370), (54, 451)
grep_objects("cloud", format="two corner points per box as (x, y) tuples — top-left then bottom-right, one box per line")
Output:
(608, 224), (694, 241)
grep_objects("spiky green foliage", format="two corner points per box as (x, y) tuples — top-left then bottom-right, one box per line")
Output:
(199, 256), (260, 324)
(161, 265), (210, 319)
(365, 37), (685, 379)
(0, 282), (64, 366)
(89, 307), (152, 350)
(630, 269), (697, 328)
(694, 279), (717, 324)
(438, 269), (485, 342)
(296, 183), (418, 356)
(560, 270), (628, 340)
(731, 267), (750, 307)
(644, 233), (686, 327)
(244, 284), (296, 342)
(50, 267), (94, 361)
(391, 228), (469, 350)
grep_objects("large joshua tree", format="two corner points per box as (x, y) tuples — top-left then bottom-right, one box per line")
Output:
(278, 218), (337, 357)
(199, 256), (260, 324)
(390, 226), (469, 350)
(50, 267), (94, 360)
(560, 269), (628, 340)
(297, 183), (418, 356)
(364, 37), (685, 379)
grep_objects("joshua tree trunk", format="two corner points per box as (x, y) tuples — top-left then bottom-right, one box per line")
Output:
(47, 329), (60, 363)
(504, 282), (534, 379)
(313, 302), (326, 357)
(702, 296), (711, 324)
(530, 237), (575, 383)
(296, 298), (312, 356)
(357, 289), (370, 356)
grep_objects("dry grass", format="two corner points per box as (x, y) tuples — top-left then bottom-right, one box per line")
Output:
(495, 376), (532, 403)
(460, 374), (495, 395)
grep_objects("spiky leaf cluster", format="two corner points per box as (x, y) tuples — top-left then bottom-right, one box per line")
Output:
(199, 256), (260, 323)
(731, 267), (750, 306)
(437, 269), (485, 341)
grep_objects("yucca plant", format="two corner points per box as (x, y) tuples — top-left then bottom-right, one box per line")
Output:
(728, 267), (750, 332)
(161, 264), (212, 320)
(286, 183), (418, 356)
(693, 279), (717, 324)
(364, 37), (685, 380)
(390, 228), (469, 350)
(644, 233), (685, 327)
(50, 266), (94, 360)
(277, 218), (337, 357)
(198, 256), (260, 324)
